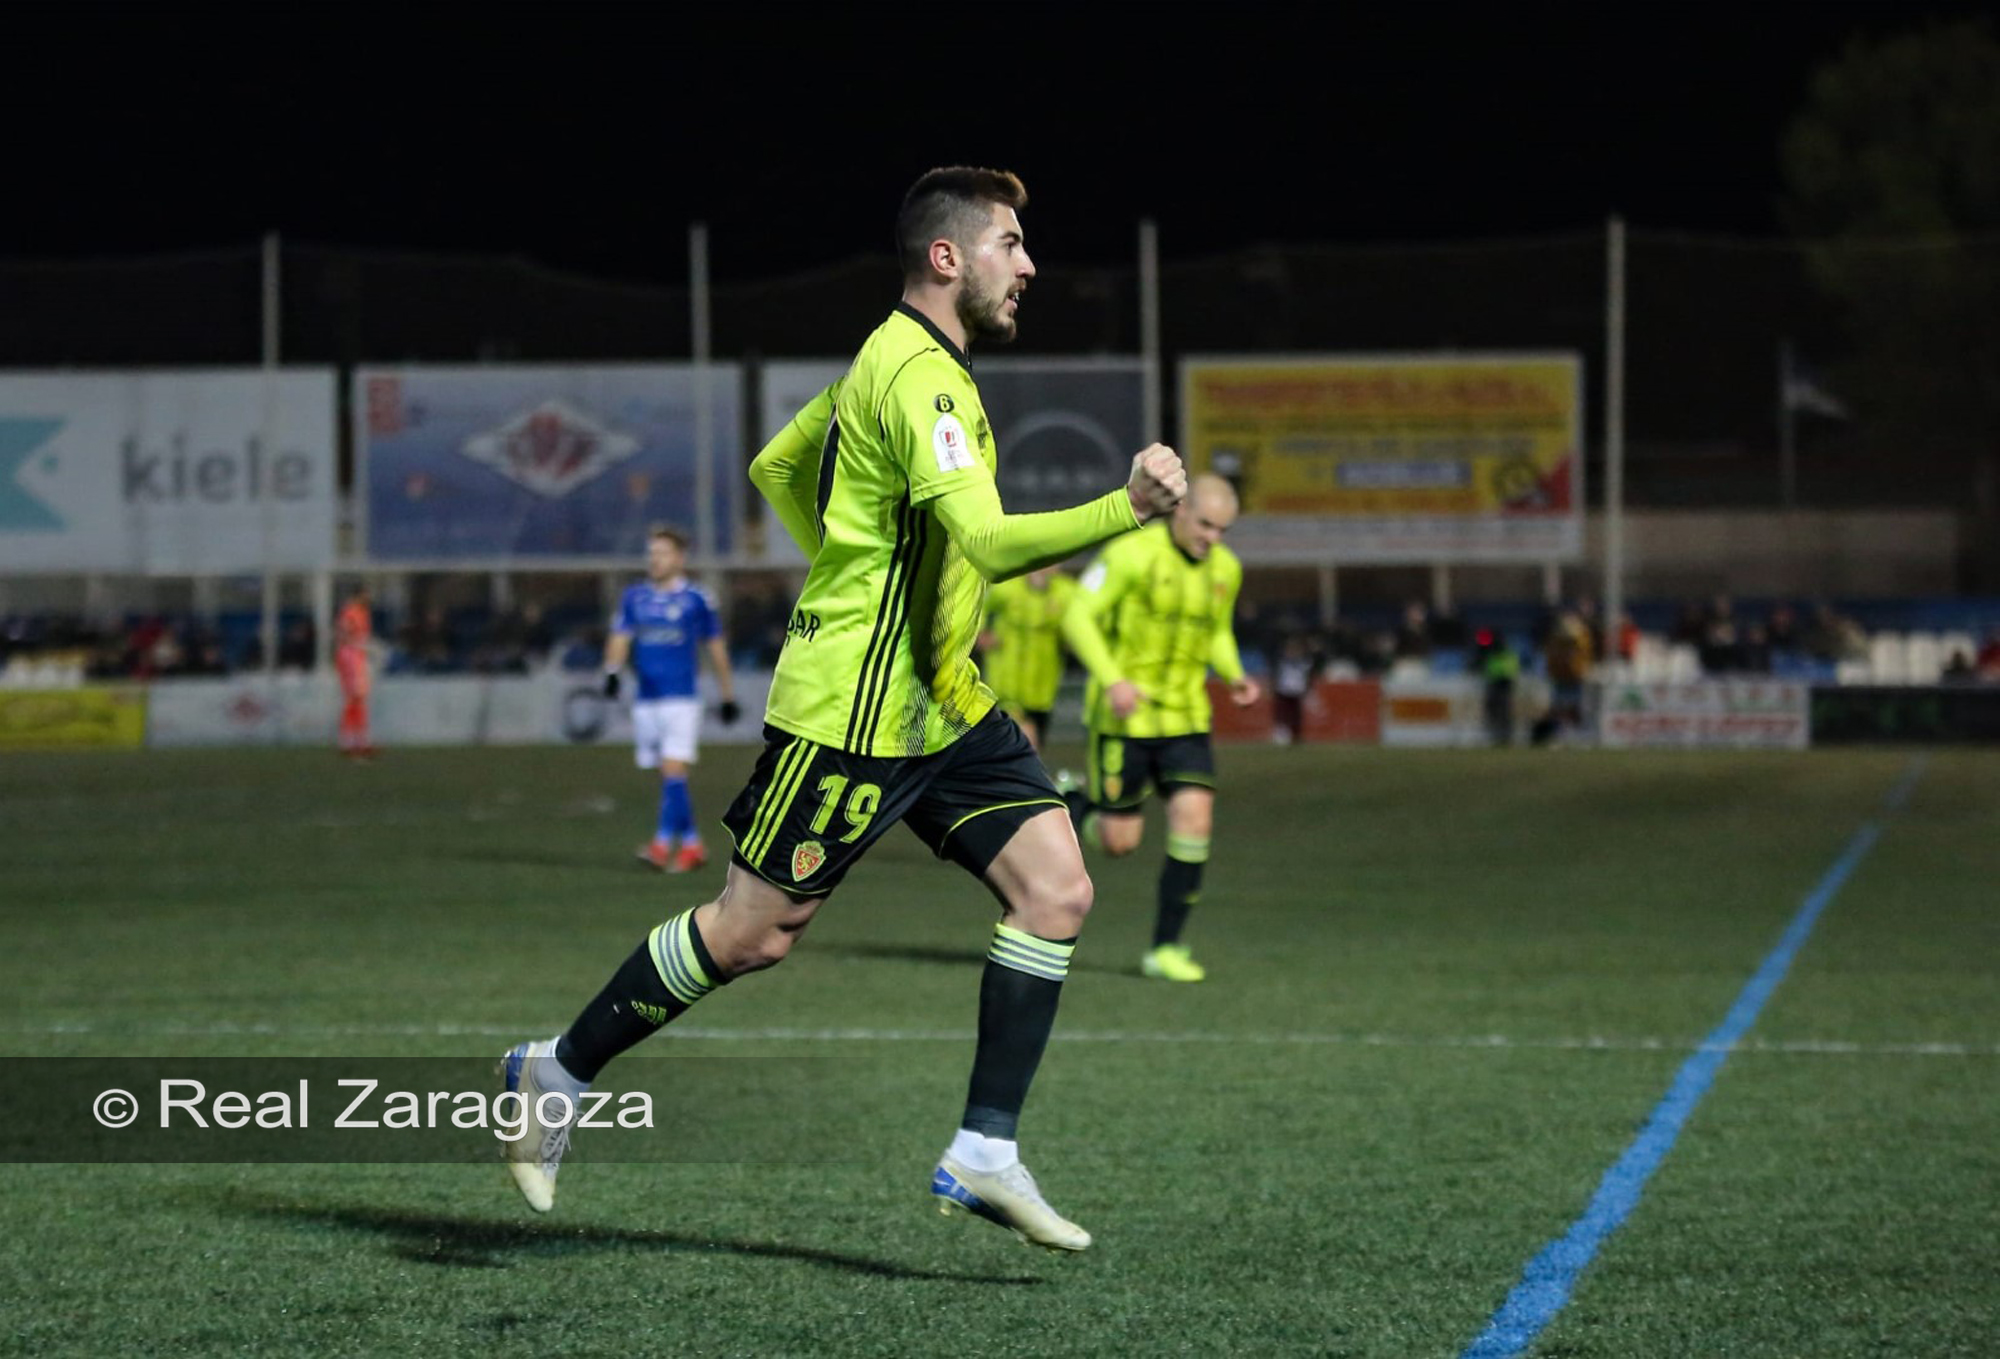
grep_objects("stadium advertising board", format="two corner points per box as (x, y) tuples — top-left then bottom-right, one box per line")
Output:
(758, 358), (1146, 565)
(1180, 354), (1583, 563)
(1810, 684), (2000, 744)
(358, 365), (740, 563)
(1379, 676), (1489, 747)
(0, 687), (146, 749)
(0, 371), (337, 573)
(143, 670), (773, 748)
(1595, 680), (1810, 749)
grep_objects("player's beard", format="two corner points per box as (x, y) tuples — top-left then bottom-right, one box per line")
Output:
(958, 269), (1017, 344)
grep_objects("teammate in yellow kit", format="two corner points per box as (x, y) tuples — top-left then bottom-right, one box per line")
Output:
(1061, 474), (1259, 982)
(979, 565), (1077, 751)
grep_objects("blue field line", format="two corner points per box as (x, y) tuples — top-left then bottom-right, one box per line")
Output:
(1459, 766), (1920, 1359)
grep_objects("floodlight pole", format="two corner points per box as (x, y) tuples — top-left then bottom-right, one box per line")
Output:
(1603, 216), (1627, 653)
(1139, 218), (1162, 444)
(690, 223), (716, 577)
(259, 231), (282, 677)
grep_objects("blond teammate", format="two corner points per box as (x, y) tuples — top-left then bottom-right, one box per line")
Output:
(1061, 475), (1260, 981)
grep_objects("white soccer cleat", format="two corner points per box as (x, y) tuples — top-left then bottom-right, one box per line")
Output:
(498, 1039), (577, 1213)
(931, 1154), (1092, 1253)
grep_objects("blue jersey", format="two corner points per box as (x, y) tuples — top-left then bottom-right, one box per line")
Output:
(613, 579), (720, 700)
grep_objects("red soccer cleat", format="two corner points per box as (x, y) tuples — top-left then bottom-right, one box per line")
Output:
(669, 843), (708, 874)
(635, 840), (671, 871)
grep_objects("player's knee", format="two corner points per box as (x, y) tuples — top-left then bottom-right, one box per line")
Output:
(716, 923), (798, 975)
(1018, 867), (1093, 936)
(1100, 819), (1143, 857)
(744, 927), (799, 972)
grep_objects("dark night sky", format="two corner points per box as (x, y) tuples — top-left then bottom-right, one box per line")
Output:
(6, 1), (1995, 283)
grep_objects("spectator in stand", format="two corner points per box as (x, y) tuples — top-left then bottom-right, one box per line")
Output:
(478, 604), (554, 675)
(1610, 610), (1640, 666)
(1269, 633), (1318, 745)
(1427, 606), (1469, 650)
(1670, 601), (1706, 649)
(1738, 622), (1773, 674)
(1698, 594), (1740, 673)
(188, 635), (230, 676)
(1766, 603), (1803, 655)
(278, 618), (317, 671)
(1573, 594), (1605, 665)
(1475, 627), (1519, 746)
(1976, 629), (2000, 682)
(1941, 647), (1978, 684)
(1532, 607), (1594, 744)
(155, 627), (188, 676)
(1358, 626), (1399, 675)
(1393, 601), (1432, 661)
(399, 606), (453, 674)
(124, 616), (166, 679)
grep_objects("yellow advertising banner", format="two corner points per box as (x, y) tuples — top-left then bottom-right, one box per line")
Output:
(0, 687), (147, 749)
(1181, 354), (1584, 563)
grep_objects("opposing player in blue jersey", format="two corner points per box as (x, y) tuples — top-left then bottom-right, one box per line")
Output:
(602, 525), (741, 873)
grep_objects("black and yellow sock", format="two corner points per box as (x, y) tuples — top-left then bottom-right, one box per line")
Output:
(555, 908), (723, 1081)
(961, 923), (1077, 1139)
(1153, 833), (1209, 947)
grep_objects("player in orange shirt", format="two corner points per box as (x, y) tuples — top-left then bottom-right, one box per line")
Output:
(336, 587), (376, 760)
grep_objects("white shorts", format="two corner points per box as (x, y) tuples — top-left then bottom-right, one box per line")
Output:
(631, 698), (701, 768)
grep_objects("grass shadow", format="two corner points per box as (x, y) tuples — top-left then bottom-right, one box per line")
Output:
(814, 941), (1130, 977)
(232, 1196), (1043, 1285)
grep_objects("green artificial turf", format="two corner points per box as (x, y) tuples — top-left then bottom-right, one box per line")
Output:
(1, 743), (1993, 1356)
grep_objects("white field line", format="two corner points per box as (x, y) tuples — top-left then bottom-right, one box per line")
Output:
(4, 1020), (1993, 1057)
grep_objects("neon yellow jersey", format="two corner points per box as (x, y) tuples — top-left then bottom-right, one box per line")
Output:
(747, 305), (1140, 757)
(982, 572), (1078, 713)
(1064, 520), (1246, 738)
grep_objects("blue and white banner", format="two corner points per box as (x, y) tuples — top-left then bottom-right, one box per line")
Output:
(358, 364), (741, 563)
(0, 370), (338, 574)
(757, 357), (1146, 564)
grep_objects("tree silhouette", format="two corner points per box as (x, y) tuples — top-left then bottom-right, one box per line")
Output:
(1781, 18), (2000, 586)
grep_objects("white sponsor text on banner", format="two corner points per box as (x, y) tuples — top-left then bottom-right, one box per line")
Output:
(0, 371), (338, 573)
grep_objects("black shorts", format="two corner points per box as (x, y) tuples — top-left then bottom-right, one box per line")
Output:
(995, 698), (1052, 737)
(1085, 730), (1215, 813)
(721, 707), (1065, 900)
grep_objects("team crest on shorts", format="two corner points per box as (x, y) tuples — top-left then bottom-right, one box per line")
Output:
(1103, 774), (1123, 801)
(792, 840), (826, 881)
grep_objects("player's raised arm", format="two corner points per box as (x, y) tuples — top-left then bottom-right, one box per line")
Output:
(749, 383), (838, 559)
(925, 444), (1186, 583)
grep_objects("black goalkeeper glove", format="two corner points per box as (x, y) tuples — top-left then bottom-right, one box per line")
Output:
(602, 671), (621, 699)
(718, 699), (742, 725)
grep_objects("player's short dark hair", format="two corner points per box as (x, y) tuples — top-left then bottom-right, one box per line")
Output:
(896, 167), (1028, 280)
(648, 523), (689, 551)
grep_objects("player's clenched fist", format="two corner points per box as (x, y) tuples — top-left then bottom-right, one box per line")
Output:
(1125, 444), (1188, 521)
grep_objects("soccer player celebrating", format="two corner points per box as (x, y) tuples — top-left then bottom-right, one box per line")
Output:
(501, 167), (1186, 1252)
(1060, 474), (1261, 983)
(334, 586), (375, 760)
(602, 525), (741, 873)
(978, 565), (1078, 752)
